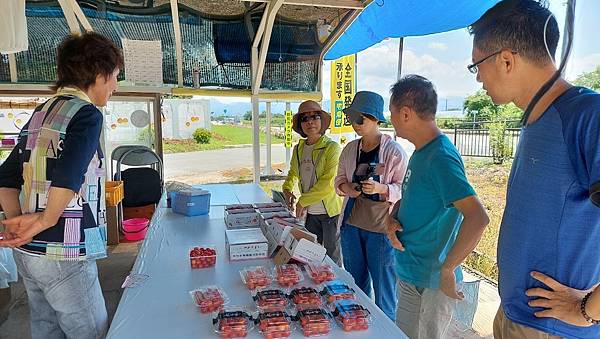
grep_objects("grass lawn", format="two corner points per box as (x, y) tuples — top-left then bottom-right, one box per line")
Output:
(212, 125), (284, 145)
(463, 158), (511, 281)
(163, 124), (284, 154)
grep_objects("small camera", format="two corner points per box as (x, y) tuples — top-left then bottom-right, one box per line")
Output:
(354, 163), (379, 191)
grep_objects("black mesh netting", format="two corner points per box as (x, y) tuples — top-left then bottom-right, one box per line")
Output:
(0, 54), (10, 82)
(4, 2), (320, 92)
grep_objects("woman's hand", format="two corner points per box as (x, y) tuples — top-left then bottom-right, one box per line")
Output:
(283, 189), (296, 209)
(360, 179), (388, 195)
(342, 182), (361, 198)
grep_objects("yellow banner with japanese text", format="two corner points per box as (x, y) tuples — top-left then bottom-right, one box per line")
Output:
(284, 110), (293, 148)
(330, 54), (356, 134)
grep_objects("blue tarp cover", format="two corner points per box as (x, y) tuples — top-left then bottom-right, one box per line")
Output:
(325, 0), (502, 60)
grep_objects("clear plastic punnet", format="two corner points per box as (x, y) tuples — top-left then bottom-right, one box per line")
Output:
(330, 300), (371, 332)
(189, 245), (217, 269)
(319, 280), (357, 304)
(289, 286), (322, 307)
(212, 306), (254, 338)
(294, 306), (333, 337)
(305, 263), (335, 284)
(253, 287), (289, 312)
(256, 310), (293, 339)
(240, 266), (272, 290)
(274, 264), (303, 287)
(189, 286), (229, 314)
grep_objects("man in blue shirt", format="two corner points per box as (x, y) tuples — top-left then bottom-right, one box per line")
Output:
(388, 75), (490, 339)
(469, 1), (600, 338)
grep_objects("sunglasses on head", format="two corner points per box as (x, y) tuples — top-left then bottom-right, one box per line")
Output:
(300, 112), (322, 123)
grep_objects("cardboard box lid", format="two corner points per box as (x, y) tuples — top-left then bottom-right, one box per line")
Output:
(288, 228), (317, 243)
(225, 228), (267, 245)
(273, 228), (323, 265)
(227, 208), (257, 215)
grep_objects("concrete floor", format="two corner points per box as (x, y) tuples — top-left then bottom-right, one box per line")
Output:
(0, 242), (499, 339)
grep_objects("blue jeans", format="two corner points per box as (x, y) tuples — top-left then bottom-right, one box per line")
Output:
(341, 198), (398, 320)
(13, 251), (108, 339)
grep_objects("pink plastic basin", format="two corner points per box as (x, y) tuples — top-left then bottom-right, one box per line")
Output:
(122, 218), (149, 242)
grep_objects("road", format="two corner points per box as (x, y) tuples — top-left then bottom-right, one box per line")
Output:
(162, 132), (421, 183)
(163, 145), (288, 180)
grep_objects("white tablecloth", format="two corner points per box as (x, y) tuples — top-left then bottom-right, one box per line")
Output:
(107, 183), (407, 339)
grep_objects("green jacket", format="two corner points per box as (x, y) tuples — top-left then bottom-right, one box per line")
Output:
(282, 135), (342, 217)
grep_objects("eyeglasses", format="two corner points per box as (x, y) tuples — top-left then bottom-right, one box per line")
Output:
(352, 115), (365, 125)
(467, 49), (518, 74)
(350, 114), (375, 125)
(300, 112), (322, 123)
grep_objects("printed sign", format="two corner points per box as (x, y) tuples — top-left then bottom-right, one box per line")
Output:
(284, 110), (293, 148)
(330, 54), (356, 134)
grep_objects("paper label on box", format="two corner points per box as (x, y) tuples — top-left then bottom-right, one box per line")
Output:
(228, 242), (269, 261)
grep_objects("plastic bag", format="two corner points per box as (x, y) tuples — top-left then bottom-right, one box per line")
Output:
(0, 248), (17, 288)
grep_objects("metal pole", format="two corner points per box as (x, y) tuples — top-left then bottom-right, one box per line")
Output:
(266, 101), (273, 175)
(251, 95), (261, 183)
(285, 102), (291, 172)
(394, 37), (404, 141)
(153, 94), (164, 161)
(397, 37), (404, 81)
(170, 0), (184, 87)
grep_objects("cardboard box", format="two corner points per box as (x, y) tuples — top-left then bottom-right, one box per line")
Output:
(256, 207), (289, 214)
(260, 217), (302, 257)
(226, 204), (254, 210)
(253, 202), (286, 209)
(106, 205), (120, 245)
(261, 225), (280, 257)
(273, 228), (326, 265)
(259, 211), (294, 229)
(267, 217), (302, 246)
(225, 228), (269, 261)
(224, 207), (260, 229)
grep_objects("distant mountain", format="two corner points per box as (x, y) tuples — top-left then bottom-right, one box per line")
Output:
(208, 96), (464, 117)
(209, 100), (250, 116)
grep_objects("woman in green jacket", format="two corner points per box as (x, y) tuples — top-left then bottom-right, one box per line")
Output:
(282, 100), (342, 265)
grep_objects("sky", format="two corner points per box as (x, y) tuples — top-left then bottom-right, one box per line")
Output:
(206, 0), (600, 114)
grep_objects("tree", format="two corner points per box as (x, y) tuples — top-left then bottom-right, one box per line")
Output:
(243, 110), (267, 120)
(464, 90), (499, 122)
(463, 90), (522, 123)
(573, 66), (600, 91)
(463, 90), (522, 164)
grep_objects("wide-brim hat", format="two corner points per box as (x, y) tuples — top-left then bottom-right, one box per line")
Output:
(292, 100), (331, 138)
(343, 91), (386, 123)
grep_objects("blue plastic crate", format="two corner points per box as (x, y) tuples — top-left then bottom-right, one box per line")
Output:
(172, 189), (211, 216)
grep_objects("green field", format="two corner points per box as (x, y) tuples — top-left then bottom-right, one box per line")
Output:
(164, 124), (284, 154)
(212, 125), (284, 145)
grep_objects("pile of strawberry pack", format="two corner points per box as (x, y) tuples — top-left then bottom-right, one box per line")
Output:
(188, 251), (373, 337)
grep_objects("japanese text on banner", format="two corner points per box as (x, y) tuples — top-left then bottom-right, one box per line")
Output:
(330, 54), (356, 134)
(284, 110), (293, 148)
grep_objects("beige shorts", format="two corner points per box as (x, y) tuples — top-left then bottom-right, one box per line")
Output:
(493, 307), (561, 339)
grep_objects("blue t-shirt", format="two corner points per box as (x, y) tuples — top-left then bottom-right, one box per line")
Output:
(498, 87), (600, 338)
(395, 134), (476, 289)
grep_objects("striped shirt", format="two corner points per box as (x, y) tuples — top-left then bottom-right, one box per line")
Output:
(0, 88), (107, 260)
